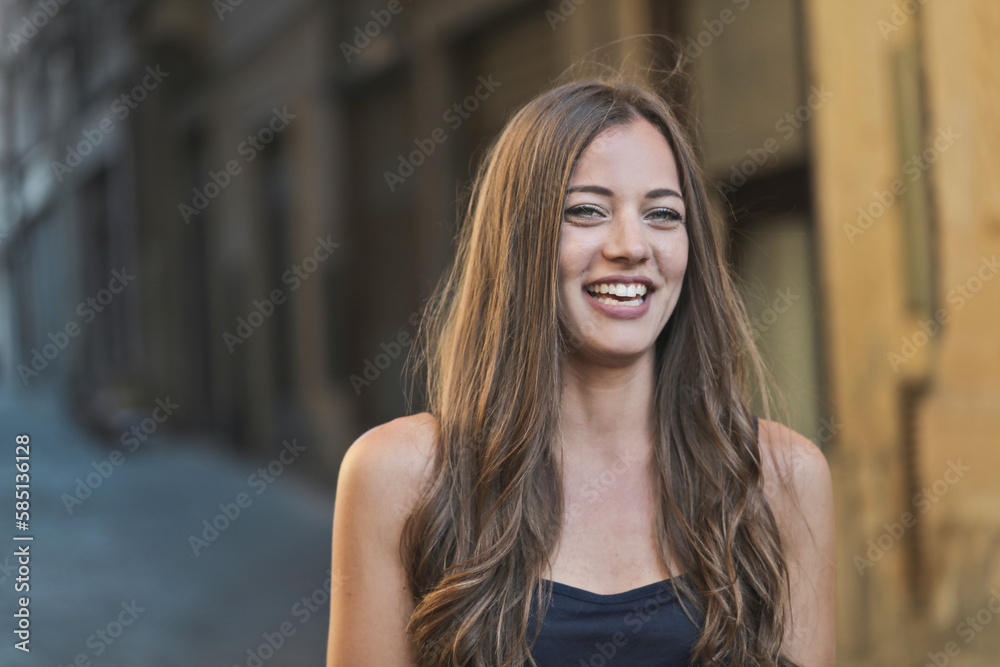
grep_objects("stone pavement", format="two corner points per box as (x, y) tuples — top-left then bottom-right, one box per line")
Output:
(0, 390), (335, 667)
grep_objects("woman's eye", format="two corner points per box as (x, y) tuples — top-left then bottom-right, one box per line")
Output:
(565, 204), (605, 219)
(648, 208), (684, 224)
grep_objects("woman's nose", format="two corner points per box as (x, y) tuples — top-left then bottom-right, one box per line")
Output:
(602, 211), (651, 263)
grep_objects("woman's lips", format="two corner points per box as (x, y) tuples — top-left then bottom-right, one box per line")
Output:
(583, 287), (651, 319)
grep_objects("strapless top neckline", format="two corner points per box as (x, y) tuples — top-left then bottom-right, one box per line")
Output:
(538, 573), (688, 604)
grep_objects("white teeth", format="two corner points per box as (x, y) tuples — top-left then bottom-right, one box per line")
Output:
(585, 282), (648, 297)
(592, 295), (644, 307)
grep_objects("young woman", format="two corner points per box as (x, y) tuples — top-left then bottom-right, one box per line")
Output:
(327, 75), (835, 666)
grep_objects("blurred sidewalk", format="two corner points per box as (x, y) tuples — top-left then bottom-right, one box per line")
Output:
(0, 390), (335, 667)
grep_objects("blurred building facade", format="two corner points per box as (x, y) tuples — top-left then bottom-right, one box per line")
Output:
(0, 0), (998, 663)
(806, 2), (1000, 664)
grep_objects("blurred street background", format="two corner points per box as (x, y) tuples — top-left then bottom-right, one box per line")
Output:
(0, 387), (333, 666)
(0, 0), (998, 665)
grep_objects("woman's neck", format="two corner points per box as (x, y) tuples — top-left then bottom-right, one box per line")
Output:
(556, 347), (658, 466)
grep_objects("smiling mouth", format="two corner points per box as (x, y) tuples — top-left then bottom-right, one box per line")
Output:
(584, 282), (649, 307)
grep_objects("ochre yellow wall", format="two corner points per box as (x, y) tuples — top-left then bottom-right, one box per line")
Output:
(805, 0), (1000, 663)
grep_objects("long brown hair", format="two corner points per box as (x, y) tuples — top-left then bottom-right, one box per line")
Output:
(400, 69), (800, 666)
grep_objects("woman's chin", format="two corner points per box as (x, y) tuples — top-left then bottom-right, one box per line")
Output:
(567, 340), (656, 366)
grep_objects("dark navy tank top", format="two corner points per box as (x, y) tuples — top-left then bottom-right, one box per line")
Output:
(527, 415), (759, 666)
(527, 574), (701, 666)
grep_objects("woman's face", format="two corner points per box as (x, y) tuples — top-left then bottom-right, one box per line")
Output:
(558, 116), (689, 365)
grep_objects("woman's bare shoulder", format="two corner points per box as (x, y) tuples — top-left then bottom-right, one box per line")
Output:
(756, 418), (831, 497)
(345, 411), (438, 467)
(338, 412), (439, 522)
(756, 418), (836, 663)
(328, 413), (440, 666)
(755, 421), (835, 664)
(754, 417), (835, 559)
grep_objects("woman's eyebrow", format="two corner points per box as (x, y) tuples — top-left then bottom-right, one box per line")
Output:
(565, 185), (683, 201)
(565, 185), (613, 196)
(646, 188), (683, 200)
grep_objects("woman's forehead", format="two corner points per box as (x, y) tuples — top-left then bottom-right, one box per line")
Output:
(568, 119), (681, 192)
